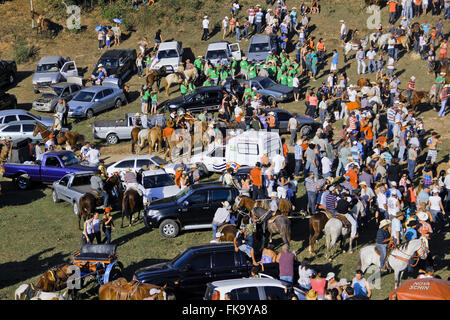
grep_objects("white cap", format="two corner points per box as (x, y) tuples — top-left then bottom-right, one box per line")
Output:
(326, 272), (335, 281)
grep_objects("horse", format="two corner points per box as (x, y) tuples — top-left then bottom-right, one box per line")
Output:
(343, 35), (368, 62)
(131, 127), (140, 154)
(308, 209), (331, 256)
(164, 72), (186, 96)
(35, 264), (73, 292)
(33, 123), (84, 147)
(324, 217), (355, 261)
(358, 237), (429, 288)
(183, 68), (199, 84)
(31, 11), (60, 38)
(137, 126), (162, 154)
(121, 188), (144, 228)
(15, 283), (67, 300)
(215, 224), (239, 242)
(145, 66), (168, 91)
(77, 173), (122, 230)
(99, 277), (174, 300)
(399, 90), (430, 112)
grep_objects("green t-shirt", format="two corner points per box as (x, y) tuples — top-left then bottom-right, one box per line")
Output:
(150, 93), (157, 101)
(180, 84), (188, 94)
(287, 76), (294, 87)
(267, 66), (276, 78)
(220, 70), (229, 80)
(203, 80), (212, 86)
(142, 91), (150, 101)
(209, 69), (219, 79)
(248, 68), (257, 79)
(240, 60), (249, 70)
(280, 74), (288, 86)
(231, 60), (238, 70)
(436, 75), (445, 85)
(194, 59), (203, 70)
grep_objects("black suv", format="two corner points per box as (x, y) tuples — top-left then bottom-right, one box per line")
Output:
(0, 91), (17, 111)
(160, 86), (228, 114)
(92, 49), (137, 82)
(143, 182), (239, 238)
(0, 60), (17, 88)
(133, 243), (281, 300)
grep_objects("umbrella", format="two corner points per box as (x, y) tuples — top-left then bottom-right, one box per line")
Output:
(113, 18), (122, 24)
(389, 278), (450, 300)
(95, 24), (102, 32)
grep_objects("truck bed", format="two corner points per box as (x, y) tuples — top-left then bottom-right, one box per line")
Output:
(71, 185), (92, 195)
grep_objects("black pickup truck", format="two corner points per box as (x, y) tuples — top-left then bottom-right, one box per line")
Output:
(91, 49), (137, 83)
(133, 243), (290, 300)
(0, 59), (17, 87)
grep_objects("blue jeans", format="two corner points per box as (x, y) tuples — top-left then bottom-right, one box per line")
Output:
(280, 275), (293, 285)
(406, 5), (413, 19)
(438, 100), (447, 117)
(212, 223), (221, 240)
(236, 28), (241, 41)
(377, 243), (387, 268)
(367, 60), (376, 73)
(407, 159), (416, 181)
(388, 122), (394, 140)
(398, 145), (406, 162)
(103, 227), (111, 244)
(444, 7), (450, 19)
(305, 161), (318, 178)
(294, 159), (302, 176)
(307, 191), (317, 215)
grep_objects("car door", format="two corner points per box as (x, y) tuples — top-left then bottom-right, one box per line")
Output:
(0, 123), (20, 140)
(3, 115), (18, 124)
(204, 91), (221, 111)
(177, 251), (213, 298)
(229, 43), (241, 61)
(42, 155), (65, 182)
(69, 84), (81, 100)
(262, 286), (290, 300)
(60, 61), (78, 79)
(179, 190), (210, 226)
(136, 159), (152, 171)
(93, 90), (106, 113)
(229, 287), (261, 300)
(212, 250), (245, 282)
(276, 110), (292, 134)
(109, 159), (136, 175)
(102, 88), (115, 109)
(22, 123), (39, 142)
(54, 175), (71, 202)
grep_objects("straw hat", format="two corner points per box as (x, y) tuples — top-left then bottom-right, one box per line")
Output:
(191, 163), (198, 168)
(167, 120), (174, 128)
(379, 219), (391, 229)
(222, 201), (231, 209)
(306, 289), (318, 300)
(338, 278), (350, 286)
(53, 114), (59, 118)
(417, 211), (428, 221)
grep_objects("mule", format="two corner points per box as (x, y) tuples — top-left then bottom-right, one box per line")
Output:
(358, 237), (429, 288)
(121, 188), (144, 228)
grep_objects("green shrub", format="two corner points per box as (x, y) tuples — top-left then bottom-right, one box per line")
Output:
(12, 35), (36, 64)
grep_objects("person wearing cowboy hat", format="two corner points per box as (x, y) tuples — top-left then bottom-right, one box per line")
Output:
(211, 201), (232, 241)
(51, 113), (62, 137)
(376, 219), (392, 272)
(191, 163), (200, 184)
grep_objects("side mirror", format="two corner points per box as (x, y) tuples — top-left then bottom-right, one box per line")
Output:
(182, 201), (189, 208)
(94, 99), (99, 102)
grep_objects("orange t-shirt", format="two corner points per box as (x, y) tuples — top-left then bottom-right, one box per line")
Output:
(174, 171), (182, 187)
(283, 143), (288, 158)
(317, 42), (325, 51)
(389, 1), (397, 12)
(362, 125), (373, 140)
(345, 169), (358, 189)
(163, 127), (174, 138)
(250, 167), (262, 187)
(376, 136), (387, 148)
(302, 141), (309, 151)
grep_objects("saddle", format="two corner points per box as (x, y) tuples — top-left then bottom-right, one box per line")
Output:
(108, 278), (141, 300)
(126, 186), (143, 197)
(336, 214), (352, 230)
(89, 190), (104, 202)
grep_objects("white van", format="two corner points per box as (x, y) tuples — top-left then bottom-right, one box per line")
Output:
(205, 41), (241, 66)
(190, 130), (282, 173)
(152, 41), (184, 73)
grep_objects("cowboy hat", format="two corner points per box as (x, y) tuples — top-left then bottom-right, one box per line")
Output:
(417, 211), (428, 221)
(149, 288), (161, 296)
(135, 113), (140, 117)
(340, 20), (344, 23)
(379, 219), (391, 229)
(306, 289), (318, 300)
(176, 166), (184, 172)
(222, 201), (231, 209)
(338, 278), (351, 286)
(326, 272), (335, 281)
(191, 163), (198, 168)
(203, 15), (208, 19)
(440, 72), (446, 76)
(98, 64), (103, 68)
(359, 181), (367, 186)
(125, 167), (131, 172)
(52, 114), (59, 118)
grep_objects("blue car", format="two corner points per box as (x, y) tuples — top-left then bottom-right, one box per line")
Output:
(67, 86), (126, 119)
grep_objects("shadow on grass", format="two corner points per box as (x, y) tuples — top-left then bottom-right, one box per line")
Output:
(0, 180), (46, 207)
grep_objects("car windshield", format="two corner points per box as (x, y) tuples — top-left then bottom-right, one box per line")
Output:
(60, 152), (80, 166)
(171, 249), (193, 269)
(206, 49), (227, 60)
(259, 77), (276, 88)
(174, 186), (192, 200)
(142, 174), (175, 189)
(151, 155), (168, 166)
(158, 49), (179, 60)
(36, 63), (60, 73)
(249, 42), (271, 53)
(98, 58), (118, 68)
(73, 91), (95, 102)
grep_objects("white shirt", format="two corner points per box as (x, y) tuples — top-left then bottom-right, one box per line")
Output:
(222, 19), (229, 29)
(387, 196), (400, 216)
(321, 157), (332, 174)
(444, 174), (450, 189)
(272, 154), (285, 174)
(348, 88), (357, 102)
(376, 192), (387, 210)
(340, 23), (347, 35)
(288, 117), (297, 131)
(86, 149), (100, 165)
(387, 38), (396, 49)
(429, 195), (441, 211)
(203, 18), (210, 29)
(387, 57), (395, 69)
(293, 77), (299, 88)
(366, 50), (376, 60)
(213, 207), (230, 224)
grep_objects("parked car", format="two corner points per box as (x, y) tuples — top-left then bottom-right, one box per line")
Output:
(51, 171), (96, 215)
(133, 243), (281, 300)
(140, 168), (180, 203)
(224, 76), (293, 103)
(160, 86), (226, 114)
(204, 276), (306, 300)
(263, 108), (318, 136)
(246, 35), (276, 63)
(0, 91), (17, 110)
(91, 49), (137, 82)
(67, 86), (126, 119)
(93, 113), (152, 145)
(1, 150), (97, 190)
(106, 155), (177, 177)
(32, 82), (81, 112)
(205, 41), (241, 66)
(0, 110), (54, 127)
(0, 120), (44, 143)
(31, 56), (78, 93)
(151, 41), (183, 73)
(0, 59), (17, 87)
(142, 183), (239, 238)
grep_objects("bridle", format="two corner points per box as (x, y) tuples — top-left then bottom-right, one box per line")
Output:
(390, 238), (429, 266)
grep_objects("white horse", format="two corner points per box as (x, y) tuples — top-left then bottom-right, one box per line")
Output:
(15, 283), (67, 300)
(344, 36), (369, 62)
(137, 128), (150, 153)
(358, 237), (429, 289)
(324, 217), (355, 260)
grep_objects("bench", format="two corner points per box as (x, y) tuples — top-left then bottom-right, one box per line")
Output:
(74, 244), (117, 262)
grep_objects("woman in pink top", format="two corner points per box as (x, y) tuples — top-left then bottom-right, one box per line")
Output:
(310, 271), (327, 298)
(308, 93), (318, 118)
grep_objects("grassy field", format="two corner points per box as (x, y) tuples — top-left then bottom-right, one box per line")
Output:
(0, 0), (449, 300)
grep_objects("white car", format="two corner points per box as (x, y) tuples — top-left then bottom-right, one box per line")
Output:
(106, 155), (176, 177)
(204, 276), (306, 300)
(140, 168), (180, 202)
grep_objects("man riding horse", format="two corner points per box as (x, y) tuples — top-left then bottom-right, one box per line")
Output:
(91, 170), (109, 209)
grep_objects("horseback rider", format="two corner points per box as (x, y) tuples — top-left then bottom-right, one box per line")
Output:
(98, 160), (107, 181)
(90, 170), (109, 209)
(51, 114), (62, 137)
(211, 201), (231, 241)
(376, 219), (393, 272)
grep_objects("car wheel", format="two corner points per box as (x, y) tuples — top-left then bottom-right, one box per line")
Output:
(52, 190), (60, 203)
(159, 219), (179, 238)
(299, 125), (312, 137)
(16, 175), (30, 190)
(73, 201), (79, 216)
(267, 96), (276, 104)
(106, 133), (119, 145)
(86, 109), (94, 119)
(115, 99), (122, 109)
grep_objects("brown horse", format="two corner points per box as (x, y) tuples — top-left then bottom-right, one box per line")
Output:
(77, 173), (122, 230)
(399, 90), (430, 112)
(308, 208), (332, 256)
(233, 195), (292, 215)
(145, 66), (168, 91)
(99, 278), (173, 300)
(35, 264), (72, 292)
(137, 126), (163, 154)
(216, 224), (238, 242)
(121, 188), (144, 228)
(131, 127), (140, 154)
(33, 123), (84, 147)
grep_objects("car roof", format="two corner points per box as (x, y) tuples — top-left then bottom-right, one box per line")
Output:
(0, 109), (32, 116)
(38, 56), (64, 64)
(78, 86), (115, 93)
(195, 86), (224, 92)
(210, 277), (290, 289)
(43, 150), (74, 157)
(142, 168), (168, 176)
(207, 41), (231, 49)
(185, 242), (234, 252)
(158, 41), (180, 50)
(1, 120), (39, 125)
(100, 49), (129, 58)
(51, 83), (77, 89)
(115, 155), (157, 162)
(187, 182), (235, 191)
(250, 35), (270, 43)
